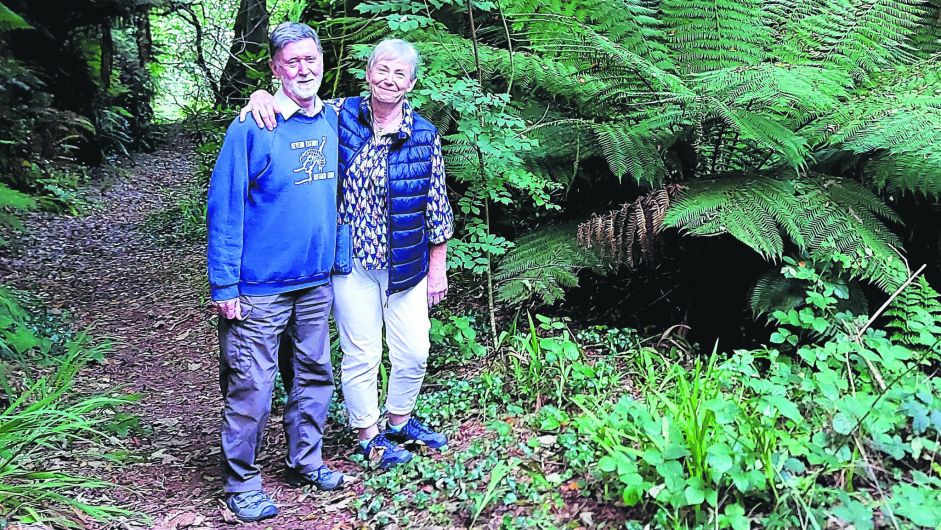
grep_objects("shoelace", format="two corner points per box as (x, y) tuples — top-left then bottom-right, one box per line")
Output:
(368, 433), (399, 452)
(404, 418), (433, 437)
(314, 465), (338, 480)
(366, 433), (406, 455)
(233, 490), (269, 509)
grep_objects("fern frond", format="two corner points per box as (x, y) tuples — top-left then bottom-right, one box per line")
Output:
(495, 224), (603, 306)
(911, 6), (941, 57)
(511, 0), (675, 69)
(663, 176), (908, 289)
(441, 136), (480, 183)
(322, 16), (394, 47)
(809, 60), (941, 197)
(749, 269), (807, 316)
(749, 267), (869, 319)
(823, 178), (903, 242)
(670, 178), (786, 258)
(692, 64), (853, 120)
(768, 0), (926, 78)
(513, 13), (690, 97)
(884, 276), (941, 351)
(589, 121), (669, 185)
(821, 0), (927, 76)
(661, 0), (773, 73)
(866, 152), (941, 198)
(708, 103), (811, 169)
(576, 186), (682, 267)
(0, 2), (29, 32)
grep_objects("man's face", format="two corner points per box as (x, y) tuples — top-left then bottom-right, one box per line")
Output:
(366, 56), (416, 106)
(270, 38), (323, 103)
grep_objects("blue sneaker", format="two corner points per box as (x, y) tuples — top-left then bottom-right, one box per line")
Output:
(360, 433), (414, 469)
(225, 490), (278, 522)
(286, 465), (346, 491)
(385, 417), (448, 450)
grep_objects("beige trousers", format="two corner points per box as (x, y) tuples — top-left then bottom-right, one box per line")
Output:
(333, 260), (431, 428)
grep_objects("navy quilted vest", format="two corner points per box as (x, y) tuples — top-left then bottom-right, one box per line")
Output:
(337, 97), (435, 294)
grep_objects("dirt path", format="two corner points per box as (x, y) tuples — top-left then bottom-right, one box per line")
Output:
(0, 136), (362, 529)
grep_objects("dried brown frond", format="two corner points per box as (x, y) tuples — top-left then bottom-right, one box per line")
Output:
(576, 185), (683, 268)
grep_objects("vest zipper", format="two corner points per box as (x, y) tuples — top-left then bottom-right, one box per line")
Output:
(384, 150), (393, 302)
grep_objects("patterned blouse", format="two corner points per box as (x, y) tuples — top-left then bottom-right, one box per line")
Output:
(327, 97), (454, 271)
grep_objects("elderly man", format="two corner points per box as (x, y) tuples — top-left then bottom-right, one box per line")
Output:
(208, 22), (344, 522)
(241, 38), (453, 470)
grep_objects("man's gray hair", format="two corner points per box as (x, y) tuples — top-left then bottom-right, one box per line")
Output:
(269, 22), (322, 60)
(367, 39), (421, 80)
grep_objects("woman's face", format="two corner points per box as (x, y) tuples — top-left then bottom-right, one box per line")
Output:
(366, 55), (416, 106)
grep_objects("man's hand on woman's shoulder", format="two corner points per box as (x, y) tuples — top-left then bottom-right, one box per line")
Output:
(239, 90), (280, 131)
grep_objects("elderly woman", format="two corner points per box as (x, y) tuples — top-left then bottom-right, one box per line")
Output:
(242, 38), (453, 469)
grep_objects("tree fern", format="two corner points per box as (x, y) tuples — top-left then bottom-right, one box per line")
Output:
(495, 225), (603, 306)
(809, 57), (941, 197)
(749, 266), (868, 317)
(661, 0), (773, 73)
(884, 276), (941, 352)
(663, 176), (909, 288)
(577, 186), (681, 267)
(337, 0), (941, 306)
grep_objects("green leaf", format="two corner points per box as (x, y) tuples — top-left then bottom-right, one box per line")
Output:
(6, 325), (39, 354)
(832, 496), (874, 530)
(539, 416), (560, 431)
(706, 444), (734, 481)
(722, 503), (750, 530)
(891, 482), (941, 527)
(730, 468), (753, 493)
(598, 455), (618, 473)
(775, 398), (802, 423)
(832, 413), (855, 435)
(684, 479), (706, 506)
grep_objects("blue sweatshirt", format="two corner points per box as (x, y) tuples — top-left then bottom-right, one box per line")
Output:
(207, 108), (338, 301)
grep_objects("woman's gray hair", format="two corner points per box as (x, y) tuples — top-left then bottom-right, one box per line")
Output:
(367, 39), (421, 80)
(269, 22), (322, 60)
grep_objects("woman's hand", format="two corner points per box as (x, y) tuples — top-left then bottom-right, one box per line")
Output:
(427, 243), (448, 308)
(239, 90), (280, 130)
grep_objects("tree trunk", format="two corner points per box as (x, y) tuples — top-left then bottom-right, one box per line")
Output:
(100, 19), (113, 90)
(135, 10), (152, 67)
(217, 0), (268, 108)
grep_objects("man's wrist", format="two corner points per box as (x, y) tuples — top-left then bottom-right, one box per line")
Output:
(211, 284), (239, 301)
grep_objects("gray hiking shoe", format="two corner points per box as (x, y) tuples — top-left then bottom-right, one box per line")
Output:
(286, 464), (346, 491)
(226, 490), (278, 522)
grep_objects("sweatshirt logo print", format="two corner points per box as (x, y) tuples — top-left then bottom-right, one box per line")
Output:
(292, 136), (336, 184)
